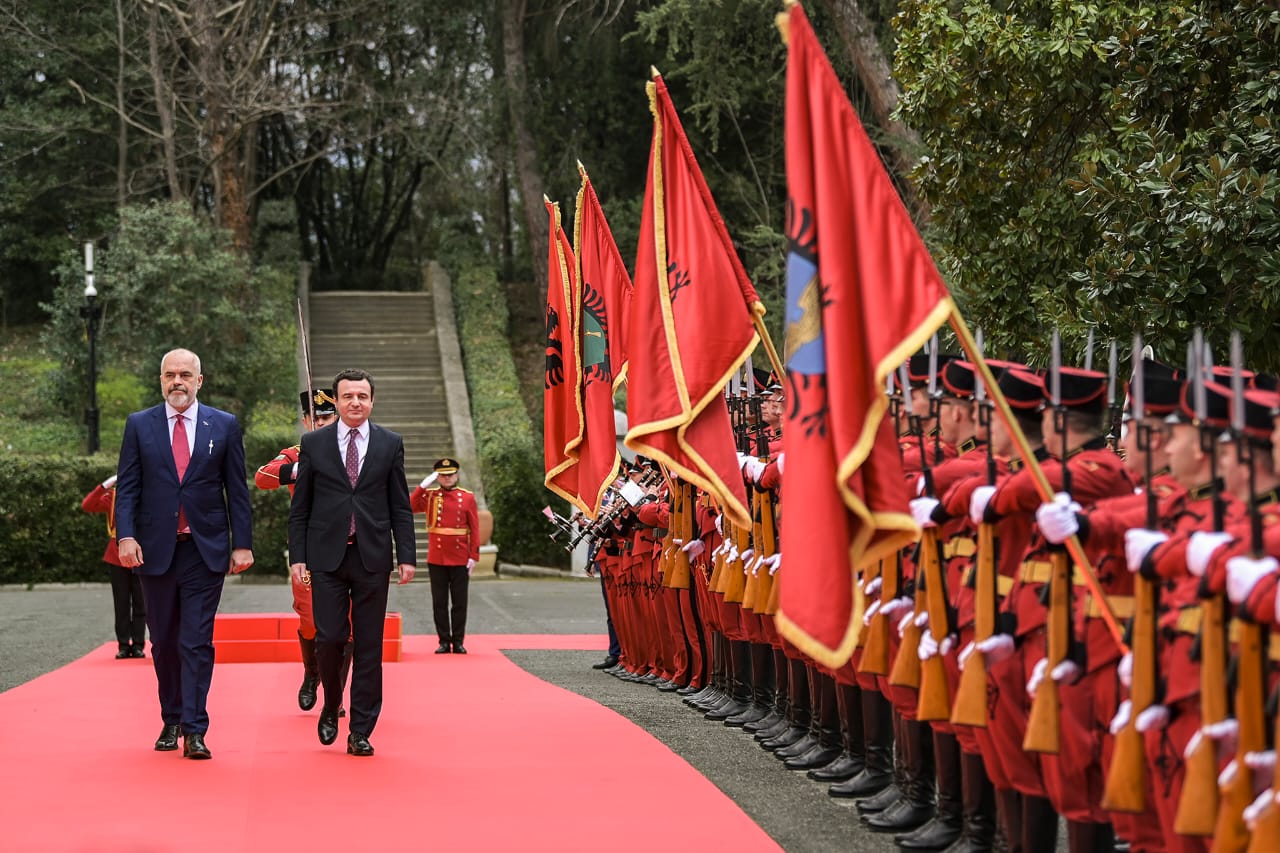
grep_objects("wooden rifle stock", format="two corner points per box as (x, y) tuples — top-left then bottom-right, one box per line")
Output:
(666, 483), (692, 590)
(952, 521), (995, 727)
(751, 489), (777, 614)
(741, 486), (764, 608)
(859, 558), (892, 675)
(723, 522), (751, 603)
(1023, 550), (1069, 753)
(890, 567), (925, 689)
(709, 516), (726, 592)
(917, 527), (953, 721)
(1175, 595), (1228, 836)
(1213, 620), (1266, 852)
(1244, 712), (1280, 852)
(1101, 573), (1156, 813)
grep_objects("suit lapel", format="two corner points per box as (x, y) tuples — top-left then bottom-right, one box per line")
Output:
(185, 410), (215, 482)
(149, 407), (181, 483)
(356, 424), (383, 488)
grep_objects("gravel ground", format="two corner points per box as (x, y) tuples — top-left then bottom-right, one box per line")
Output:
(1, 576), (1043, 852)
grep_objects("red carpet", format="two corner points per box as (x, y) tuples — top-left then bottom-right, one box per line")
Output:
(0, 635), (780, 852)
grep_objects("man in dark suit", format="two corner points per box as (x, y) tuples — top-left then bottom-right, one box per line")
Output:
(115, 348), (255, 760)
(288, 367), (416, 756)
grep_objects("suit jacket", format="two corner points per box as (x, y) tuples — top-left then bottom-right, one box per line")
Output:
(114, 403), (254, 576)
(288, 421), (416, 574)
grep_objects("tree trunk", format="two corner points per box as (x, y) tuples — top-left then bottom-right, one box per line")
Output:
(819, 0), (929, 223)
(501, 0), (547, 293)
(147, 3), (183, 201)
(115, 0), (127, 211)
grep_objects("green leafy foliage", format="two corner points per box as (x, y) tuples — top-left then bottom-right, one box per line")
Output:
(453, 262), (567, 568)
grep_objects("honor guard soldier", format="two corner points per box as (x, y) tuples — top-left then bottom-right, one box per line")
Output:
(255, 388), (351, 714)
(411, 457), (480, 654)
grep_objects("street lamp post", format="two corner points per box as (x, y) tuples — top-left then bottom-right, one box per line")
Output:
(81, 241), (101, 454)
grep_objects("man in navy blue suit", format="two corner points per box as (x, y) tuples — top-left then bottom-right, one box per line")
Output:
(115, 348), (254, 760)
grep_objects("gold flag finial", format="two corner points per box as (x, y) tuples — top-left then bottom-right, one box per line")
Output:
(650, 65), (661, 79)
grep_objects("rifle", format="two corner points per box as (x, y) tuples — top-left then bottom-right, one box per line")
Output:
(1176, 330), (1230, 835)
(658, 477), (680, 589)
(916, 340), (954, 721)
(1024, 330), (1070, 754)
(748, 429), (777, 614)
(952, 331), (995, 727)
(1102, 336), (1158, 812)
(863, 363), (911, 676)
(666, 480), (694, 590)
(1214, 332), (1266, 852)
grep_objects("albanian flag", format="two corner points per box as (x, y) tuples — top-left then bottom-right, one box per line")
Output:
(543, 198), (583, 508)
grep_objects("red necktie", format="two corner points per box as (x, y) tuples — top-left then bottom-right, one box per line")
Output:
(173, 413), (190, 533)
(346, 429), (360, 536)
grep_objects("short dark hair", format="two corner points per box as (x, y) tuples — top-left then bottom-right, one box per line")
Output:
(333, 368), (375, 398)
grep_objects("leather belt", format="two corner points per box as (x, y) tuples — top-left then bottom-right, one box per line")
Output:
(176, 532), (193, 542)
(1018, 559), (1087, 586)
(428, 527), (469, 535)
(959, 565), (1015, 596)
(1174, 608), (1280, 662)
(1085, 595), (1135, 620)
(943, 537), (977, 559)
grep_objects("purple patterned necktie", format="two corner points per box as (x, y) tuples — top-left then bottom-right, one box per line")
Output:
(345, 428), (359, 536)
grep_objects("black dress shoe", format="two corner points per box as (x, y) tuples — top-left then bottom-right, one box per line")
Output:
(452, 644), (467, 655)
(154, 724), (180, 751)
(830, 766), (893, 799)
(347, 732), (374, 756)
(808, 753), (864, 783)
(435, 644), (451, 654)
(318, 708), (339, 745)
(182, 732), (212, 760)
(128, 646), (146, 658)
(592, 656), (620, 670)
(116, 647), (130, 659)
(298, 673), (319, 711)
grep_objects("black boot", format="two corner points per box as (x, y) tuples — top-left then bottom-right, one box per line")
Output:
(297, 632), (320, 711)
(746, 647), (790, 734)
(706, 640), (753, 720)
(1020, 794), (1058, 852)
(785, 672), (842, 769)
(776, 664), (823, 759)
(725, 642), (774, 727)
(993, 787), (1022, 853)
(864, 718), (934, 832)
(896, 730), (963, 849)
(809, 682), (865, 782)
(694, 636), (734, 710)
(1066, 820), (1112, 853)
(762, 658), (811, 751)
(941, 751), (998, 853)
(831, 687), (893, 797)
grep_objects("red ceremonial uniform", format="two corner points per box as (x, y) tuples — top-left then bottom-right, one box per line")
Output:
(81, 483), (124, 566)
(255, 444), (318, 639)
(411, 485), (480, 566)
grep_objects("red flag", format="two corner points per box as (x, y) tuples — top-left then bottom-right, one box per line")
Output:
(776, 5), (954, 667)
(627, 74), (761, 528)
(573, 169), (633, 516)
(543, 198), (583, 507)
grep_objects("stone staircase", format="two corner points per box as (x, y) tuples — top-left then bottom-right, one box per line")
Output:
(306, 290), (456, 566)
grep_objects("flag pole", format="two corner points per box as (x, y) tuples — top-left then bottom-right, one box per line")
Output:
(750, 304), (786, 386)
(947, 307), (1127, 652)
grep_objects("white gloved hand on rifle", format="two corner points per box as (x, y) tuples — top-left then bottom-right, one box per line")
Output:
(918, 631), (954, 661)
(1135, 704), (1170, 733)
(1186, 530), (1233, 578)
(1035, 492), (1081, 544)
(1225, 555), (1279, 605)
(969, 485), (997, 525)
(910, 497), (941, 529)
(974, 633), (1015, 666)
(1109, 699), (1133, 735)
(1124, 528), (1168, 574)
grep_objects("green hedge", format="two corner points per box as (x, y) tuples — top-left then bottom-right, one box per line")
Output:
(0, 427), (297, 584)
(452, 264), (566, 568)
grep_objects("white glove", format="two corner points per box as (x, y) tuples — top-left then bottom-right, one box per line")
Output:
(862, 598), (882, 626)
(1135, 704), (1170, 733)
(917, 631), (954, 661)
(913, 610), (930, 629)
(1203, 718), (1240, 755)
(958, 641), (977, 671)
(975, 633), (1015, 666)
(1109, 699), (1133, 735)
(896, 608), (917, 639)
(101, 474), (118, 489)
(419, 471), (439, 489)
(740, 548), (755, 564)
(764, 553), (782, 575)
(741, 456), (767, 483)
(1219, 759), (1240, 789)
(466, 558), (476, 574)
(863, 576), (883, 597)
(681, 539), (706, 560)
(1051, 660), (1082, 685)
(969, 485), (997, 525)
(915, 475), (927, 497)
(776, 452), (784, 476)
(1026, 657), (1048, 697)
(1186, 530), (1233, 578)
(1124, 528), (1168, 574)
(1226, 555), (1279, 605)
(1035, 493), (1081, 544)
(1244, 789), (1279, 831)
(1117, 651), (1133, 688)
(910, 497), (941, 528)
(714, 514), (723, 535)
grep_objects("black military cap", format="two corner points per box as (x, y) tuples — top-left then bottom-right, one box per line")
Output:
(1251, 373), (1278, 392)
(753, 367), (779, 392)
(940, 360), (976, 399)
(999, 369), (1045, 411)
(1044, 367), (1108, 414)
(299, 388), (336, 416)
(1125, 360), (1182, 417)
(905, 352), (960, 389)
(1240, 390), (1278, 442)
(1171, 380), (1232, 430)
(433, 458), (460, 474)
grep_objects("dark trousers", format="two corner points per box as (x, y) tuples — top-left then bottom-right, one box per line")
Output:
(599, 570), (621, 659)
(428, 563), (469, 645)
(138, 540), (224, 735)
(311, 543), (390, 737)
(109, 564), (146, 648)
